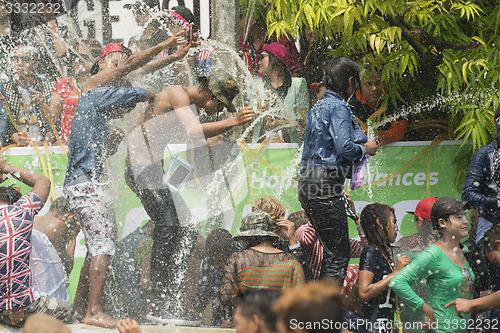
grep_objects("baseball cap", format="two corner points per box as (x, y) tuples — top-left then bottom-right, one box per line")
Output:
(407, 197), (438, 220)
(430, 197), (473, 226)
(91, 43), (132, 75)
(208, 69), (239, 113)
(234, 210), (279, 240)
(100, 43), (132, 59)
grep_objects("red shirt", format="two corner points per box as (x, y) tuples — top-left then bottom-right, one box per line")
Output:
(53, 77), (80, 144)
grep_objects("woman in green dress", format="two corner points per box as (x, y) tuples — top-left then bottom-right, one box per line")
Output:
(390, 197), (475, 333)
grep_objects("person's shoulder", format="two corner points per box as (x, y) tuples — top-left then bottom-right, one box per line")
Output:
(475, 141), (496, 155)
(158, 85), (189, 105)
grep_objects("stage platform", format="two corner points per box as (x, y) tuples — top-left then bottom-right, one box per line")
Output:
(0, 324), (234, 332)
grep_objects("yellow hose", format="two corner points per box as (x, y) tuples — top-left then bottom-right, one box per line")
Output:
(44, 141), (57, 202)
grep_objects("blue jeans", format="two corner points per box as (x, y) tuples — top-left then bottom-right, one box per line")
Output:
(476, 216), (493, 244)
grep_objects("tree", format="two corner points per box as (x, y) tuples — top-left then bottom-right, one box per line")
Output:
(241, 0), (500, 187)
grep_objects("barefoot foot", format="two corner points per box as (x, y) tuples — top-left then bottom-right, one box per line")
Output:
(83, 311), (118, 328)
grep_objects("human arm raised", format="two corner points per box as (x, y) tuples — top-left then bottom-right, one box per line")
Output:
(83, 28), (188, 93)
(0, 157), (50, 204)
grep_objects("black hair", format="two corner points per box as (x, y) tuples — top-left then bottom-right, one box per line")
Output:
(264, 53), (292, 100)
(360, 203), (395, 262)
(206, 228), (233, 259)
(0, 187), (22, 205)
(197, 76), (211, 94)
(235, 289), (280, 331)
(323, 56), (361, 101)
(483, 224), (500, 252)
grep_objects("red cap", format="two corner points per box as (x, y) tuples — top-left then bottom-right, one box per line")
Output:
(100, 43), (132, 59)
(407, 197), (438, 220)
(262, 42), (300, 73)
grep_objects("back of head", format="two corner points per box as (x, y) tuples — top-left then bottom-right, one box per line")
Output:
(273, 279), (343, 333)
(0, 186), (22, 205)
(323, 56), (360, 100)
(236, 289), (281, 332)
(484, 224), (500, 253)
(49, 196), (80, 226)
(252, 197), (286, 219)
(206, 228), (233, 259)
(287, 210), (309, 229)
(22, 314), (71, 333)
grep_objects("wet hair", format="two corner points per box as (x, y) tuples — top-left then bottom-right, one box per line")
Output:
(323, 57), (360, 101)
(0, 187), (22, 205)
(287, 210), (309, 229)
(206, 228), (233, 260)
(252, 197), (286, 219)
(236, 289), (280, 331)
(49, 196), (72, 215)
(273, 279), (343, 333)
(360, 203), (395, 262)
(266, 53), (292, 99)
(197, 76), (211, 94)
(483, 224), (500, 252)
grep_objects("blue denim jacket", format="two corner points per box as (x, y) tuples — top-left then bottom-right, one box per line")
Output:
(462, 140), (499, 223)
(301, 90), (367, 176)
(65, 86), (146, 185)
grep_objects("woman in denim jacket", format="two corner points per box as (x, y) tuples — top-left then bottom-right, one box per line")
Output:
(298, 57), (378, 280)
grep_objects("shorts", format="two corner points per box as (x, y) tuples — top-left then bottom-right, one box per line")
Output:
(64, 181), (116, 256)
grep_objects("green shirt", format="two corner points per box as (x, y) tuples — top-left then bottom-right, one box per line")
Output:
(390, 244), (475, 333)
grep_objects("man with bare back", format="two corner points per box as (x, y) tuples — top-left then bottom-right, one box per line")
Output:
(126, 69), (254, 324)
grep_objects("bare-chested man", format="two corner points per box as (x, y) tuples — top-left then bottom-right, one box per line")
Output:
(126, 69), (253, 324)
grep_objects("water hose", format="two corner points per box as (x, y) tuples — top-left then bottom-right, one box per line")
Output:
(44, 141), (57, 202)
(0, 91), (49, 178)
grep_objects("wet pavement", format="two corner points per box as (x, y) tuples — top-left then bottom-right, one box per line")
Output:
(0, 324), (234, 332)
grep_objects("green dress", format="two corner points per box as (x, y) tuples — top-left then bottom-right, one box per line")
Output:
(390, 244), (475, 333)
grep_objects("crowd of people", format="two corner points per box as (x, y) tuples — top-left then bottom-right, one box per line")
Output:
(0, 0), (499, 332)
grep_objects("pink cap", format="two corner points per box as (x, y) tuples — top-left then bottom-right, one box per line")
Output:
(262, 42), (300, 73)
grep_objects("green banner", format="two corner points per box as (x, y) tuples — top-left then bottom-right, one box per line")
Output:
(1, 140), (462, 302)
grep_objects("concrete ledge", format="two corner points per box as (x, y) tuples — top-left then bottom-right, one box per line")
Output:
(0, 324), (235, 332)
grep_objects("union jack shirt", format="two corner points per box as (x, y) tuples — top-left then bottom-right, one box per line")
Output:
(0, 192), (42, 310)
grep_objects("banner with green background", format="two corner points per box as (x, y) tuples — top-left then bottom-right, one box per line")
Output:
(1, 140), (462, 302)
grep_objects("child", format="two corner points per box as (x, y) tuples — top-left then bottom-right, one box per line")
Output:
(358, 203), (410, 333)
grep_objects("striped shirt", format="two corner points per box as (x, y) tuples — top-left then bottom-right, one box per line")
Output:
(295, 222), (367, 280)
(221, 249), (305, 303)
(231, 260), (305, 299)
